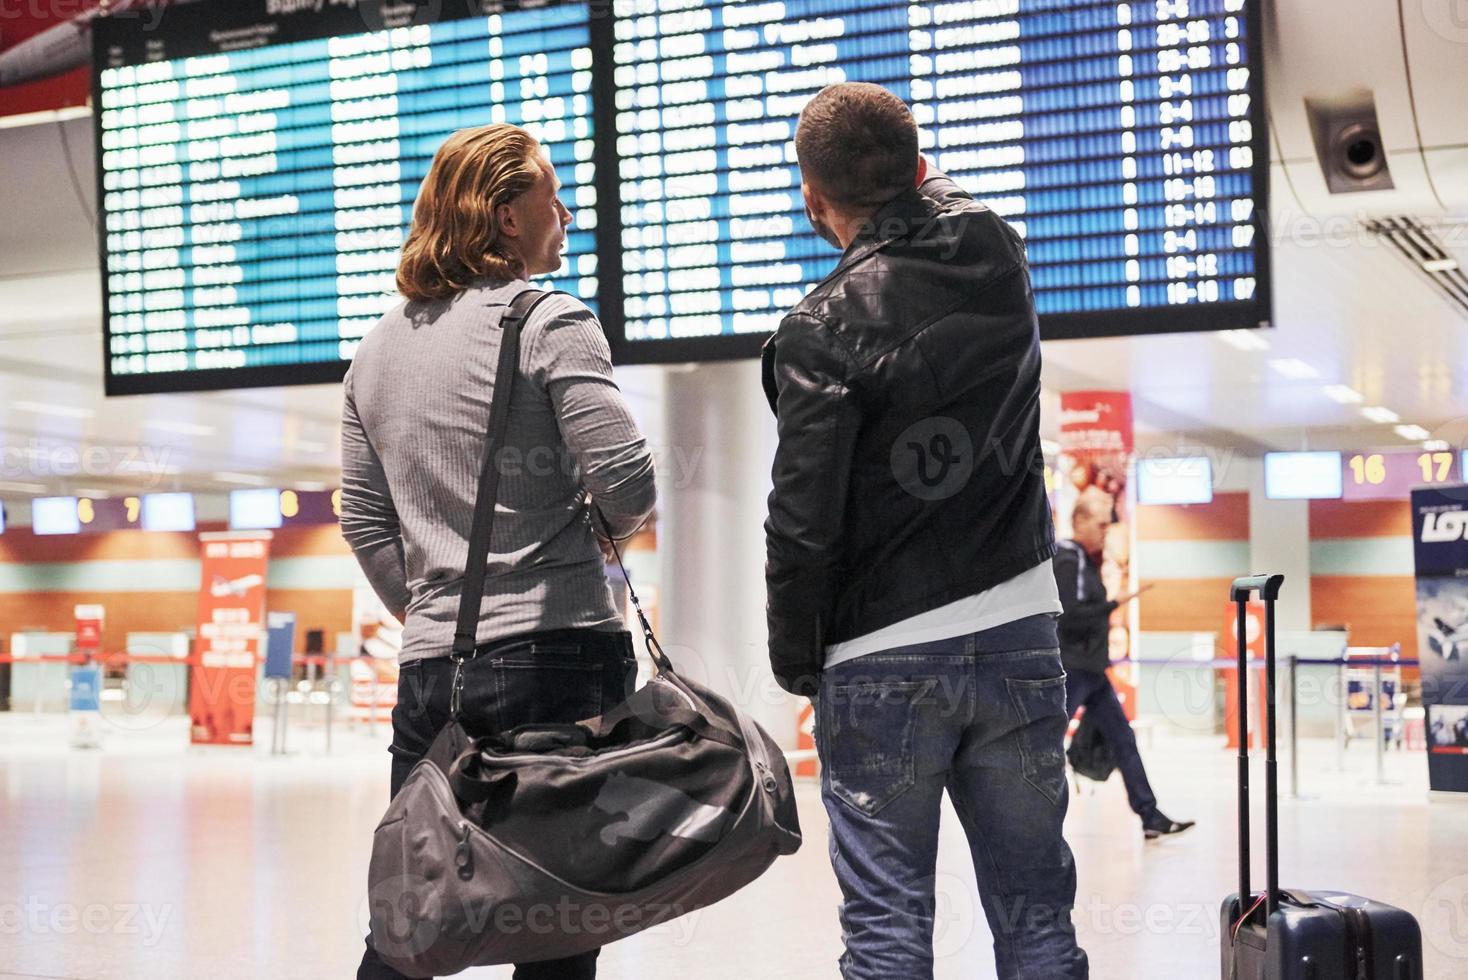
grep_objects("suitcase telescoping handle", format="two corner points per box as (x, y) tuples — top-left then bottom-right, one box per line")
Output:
(1231, 573), (1285, 924)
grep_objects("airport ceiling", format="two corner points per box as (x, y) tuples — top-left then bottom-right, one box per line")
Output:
(0, 114), (1465, 498)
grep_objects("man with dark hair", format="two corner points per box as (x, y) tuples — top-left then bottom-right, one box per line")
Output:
(763, 82), (1088, 980)
(1057, 494), (1193, 840)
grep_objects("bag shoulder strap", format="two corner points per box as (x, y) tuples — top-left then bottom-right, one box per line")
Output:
(452, 287), (562, 659)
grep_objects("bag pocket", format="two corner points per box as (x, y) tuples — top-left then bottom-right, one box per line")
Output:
(819, 680), (923, 817)
(1004, 674), (1069, 805)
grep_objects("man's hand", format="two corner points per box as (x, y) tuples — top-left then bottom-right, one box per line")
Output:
(595, 531), (616, 564)
(1113, 582), (1157, 606)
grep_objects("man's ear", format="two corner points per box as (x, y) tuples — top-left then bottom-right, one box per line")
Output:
(497, 200), (520, 239)
(801, 180), (825, 222)
(915, 152), (928, 187)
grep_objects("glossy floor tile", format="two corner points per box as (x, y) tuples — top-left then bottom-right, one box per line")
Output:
(1, 713), (1465, 979)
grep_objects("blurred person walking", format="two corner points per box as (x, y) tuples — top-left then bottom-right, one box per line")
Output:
(341, 124), (657, 980)
(762, 83), (1088, 980)
(1056, 495), (1193, 839)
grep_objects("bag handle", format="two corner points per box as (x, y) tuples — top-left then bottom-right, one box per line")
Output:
(449, 288), (562, 718)
(601, 519), (675, 675)
(1231, 573), (1286, 926)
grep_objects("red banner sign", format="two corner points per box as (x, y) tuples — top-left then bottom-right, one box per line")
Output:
(189, 532), (271, 746)
(1057, 391), (1137, 716)
(0, 3), (94, 118)
(1059, 390), (1135, 457)
(74, 603), (104, 655)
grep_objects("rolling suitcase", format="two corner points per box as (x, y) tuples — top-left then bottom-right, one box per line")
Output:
(1220, 574), (1424, 979)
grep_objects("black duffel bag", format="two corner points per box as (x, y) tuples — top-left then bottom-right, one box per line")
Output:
(366, 290), (802, 975)
(1065, 708), (1117, 784)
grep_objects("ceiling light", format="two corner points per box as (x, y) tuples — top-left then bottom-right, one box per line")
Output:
(1422, 258), (1459, 273)
(73, 489), (111, 498)
(144, 420), (217, 437)
(1394, 424), (1430, 441)
(1362, 406), (1400, 424)
(1323, 385), (1364, 404)
(0, 481), (47, 494)
(11, 400), (94, 420)
(213, 471), (271, 487)
(1423, 440), (1451, 452)
(1268, 358), (1319, 380)
(1217, 329), (1271, 352)
(294, 481), (331, 492)
(114, 458), (182, 476)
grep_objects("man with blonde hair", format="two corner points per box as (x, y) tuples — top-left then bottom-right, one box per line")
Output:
(345, 124), (656, 979)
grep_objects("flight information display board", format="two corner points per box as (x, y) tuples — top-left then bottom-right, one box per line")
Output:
(93, 0), (597, 395)
(610, 0), (1269, 359)
(94, 0), (1269, 387)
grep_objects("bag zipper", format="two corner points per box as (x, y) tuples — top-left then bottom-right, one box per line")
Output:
(468, 726), (687, 767)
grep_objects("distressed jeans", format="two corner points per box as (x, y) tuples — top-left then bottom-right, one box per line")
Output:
(813, 633), (1088, 980)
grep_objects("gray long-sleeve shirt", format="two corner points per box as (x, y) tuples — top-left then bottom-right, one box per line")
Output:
(340, 278), (657, 664)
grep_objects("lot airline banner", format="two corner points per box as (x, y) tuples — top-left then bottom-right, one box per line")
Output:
(189, 531), (271, 746)
(1412, 486), (1468, 794)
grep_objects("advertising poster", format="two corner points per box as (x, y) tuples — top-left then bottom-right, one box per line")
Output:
(189, 532), (271, 746)
(1056, 392), (1137, 717)
(1411, 486), (1468, 794)
(0, 2), (96, 117)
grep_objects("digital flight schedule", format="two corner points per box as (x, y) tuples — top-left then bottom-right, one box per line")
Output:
(93, 0), (1269, 389)
(93, 0), (598, 394)
(612, 0), (1268, 353)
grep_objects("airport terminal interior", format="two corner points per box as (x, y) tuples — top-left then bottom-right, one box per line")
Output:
(3, 0), (1468, 977)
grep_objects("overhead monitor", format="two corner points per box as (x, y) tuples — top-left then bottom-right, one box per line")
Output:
(229, 488), (283, 530)
(93, 0), (597, 395)
(1137, 456), (1214, 505)
(94, 0), (1269, 382)
(141, 492), (197, 532)
(607, 0), (1271, 362)
(31, 497), (83, 536)
(1264, 451), (1343, 501)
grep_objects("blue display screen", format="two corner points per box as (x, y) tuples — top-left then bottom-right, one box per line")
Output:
(1137, 456), (1214, 505)
(94, 0), (1269, 387)
(1264, 451), (1343, 501)
(229, 488), (284, 530)
(141, 492), (197, 532)
(31, 497), (82, 536)
(614, 0), (1266, 347)
(94, 2), (596, 394)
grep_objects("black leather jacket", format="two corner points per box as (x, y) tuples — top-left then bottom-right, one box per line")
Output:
(762, 170), (1056, 696)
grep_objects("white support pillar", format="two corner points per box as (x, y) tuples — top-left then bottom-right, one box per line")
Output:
(1246, 456), (1313, 632)
(656, 360), (794, 746)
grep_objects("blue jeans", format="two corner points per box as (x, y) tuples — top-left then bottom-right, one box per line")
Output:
(1064, 668), (1158, 821)
(814, 634), (1088, 980)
